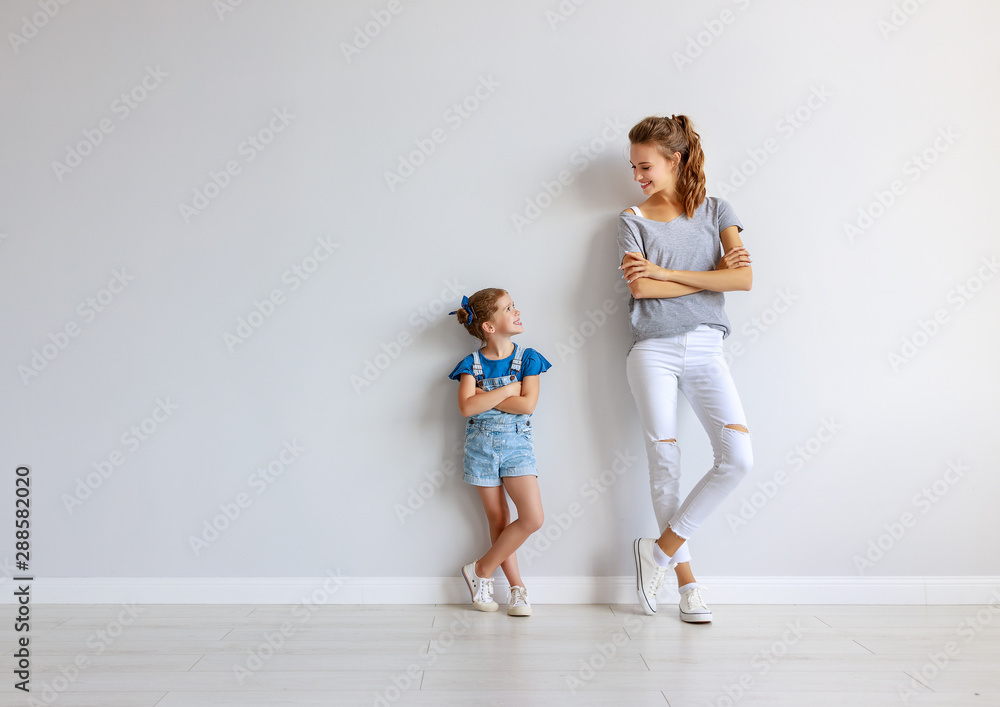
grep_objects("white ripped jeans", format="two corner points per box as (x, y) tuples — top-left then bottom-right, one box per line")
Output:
(626, 324), (753, 565)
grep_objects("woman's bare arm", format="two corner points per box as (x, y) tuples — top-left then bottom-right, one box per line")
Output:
(667, 226), (752, 291)
(621, 226), (752, 297)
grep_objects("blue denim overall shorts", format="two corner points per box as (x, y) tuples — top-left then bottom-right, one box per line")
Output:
(463, 343), (537, 487)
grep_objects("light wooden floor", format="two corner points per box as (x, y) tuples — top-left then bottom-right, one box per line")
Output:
(2, 602), (999, 706)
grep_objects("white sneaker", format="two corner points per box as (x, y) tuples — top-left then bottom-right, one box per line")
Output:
(461, 562), (498, 612)
(507, 585), (531, 617)
(633, 538), (668, 615)
(679, 585), (712, 623)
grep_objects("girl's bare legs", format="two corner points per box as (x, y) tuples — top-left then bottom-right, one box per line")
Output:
(475, 476), (544, 579)
(475, 486), (524, 588)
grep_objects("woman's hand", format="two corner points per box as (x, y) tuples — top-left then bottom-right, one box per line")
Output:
(719, 246), (751, 269)
(620, 252), (671, 284)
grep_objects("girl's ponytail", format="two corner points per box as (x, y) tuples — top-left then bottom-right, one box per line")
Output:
(453, 305), (476, 328)
(451, 288), (507, 343)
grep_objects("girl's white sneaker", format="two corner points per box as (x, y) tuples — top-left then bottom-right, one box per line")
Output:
(461, 562), (498, 612)
(507, 585), (531, 616)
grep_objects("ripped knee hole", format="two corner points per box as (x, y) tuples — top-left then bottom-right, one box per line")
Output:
(656, 438), (676, 444)
(724, 424), (749, 434)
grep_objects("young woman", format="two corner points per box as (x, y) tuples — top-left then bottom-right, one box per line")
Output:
(618, 115), (754, 622)
(448, 289), (552, 616)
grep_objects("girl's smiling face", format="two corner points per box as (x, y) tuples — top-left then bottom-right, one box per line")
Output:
(486, 293), (523, 336)
(630, 142), (680, 196)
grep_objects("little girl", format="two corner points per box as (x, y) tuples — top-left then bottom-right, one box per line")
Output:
(448, 288), (551, 616)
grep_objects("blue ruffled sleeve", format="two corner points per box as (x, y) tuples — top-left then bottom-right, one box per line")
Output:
(520, 348), (552, 377)
(448, 354), (475, 381)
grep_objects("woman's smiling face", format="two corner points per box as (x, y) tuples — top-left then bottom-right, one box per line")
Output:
(630, 142), (679, 196)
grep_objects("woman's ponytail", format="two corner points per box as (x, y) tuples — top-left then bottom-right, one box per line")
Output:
(672, 115), (707, 219)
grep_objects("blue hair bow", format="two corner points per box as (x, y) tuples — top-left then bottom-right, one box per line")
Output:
(449, 295), (476, 325)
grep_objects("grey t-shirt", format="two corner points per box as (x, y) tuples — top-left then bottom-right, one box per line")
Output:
(617, 196), (743, 349)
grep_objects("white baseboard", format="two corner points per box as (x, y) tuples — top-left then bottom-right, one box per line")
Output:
(4, 576), (999, 605)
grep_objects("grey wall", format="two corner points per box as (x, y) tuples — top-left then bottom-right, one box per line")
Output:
(1, 0), (998, 583)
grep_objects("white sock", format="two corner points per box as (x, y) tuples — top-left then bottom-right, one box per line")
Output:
(678, 582), (699, 594)
(652, 542), (673, 568)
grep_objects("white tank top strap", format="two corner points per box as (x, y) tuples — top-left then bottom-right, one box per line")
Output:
(630, 206), (643, 218)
